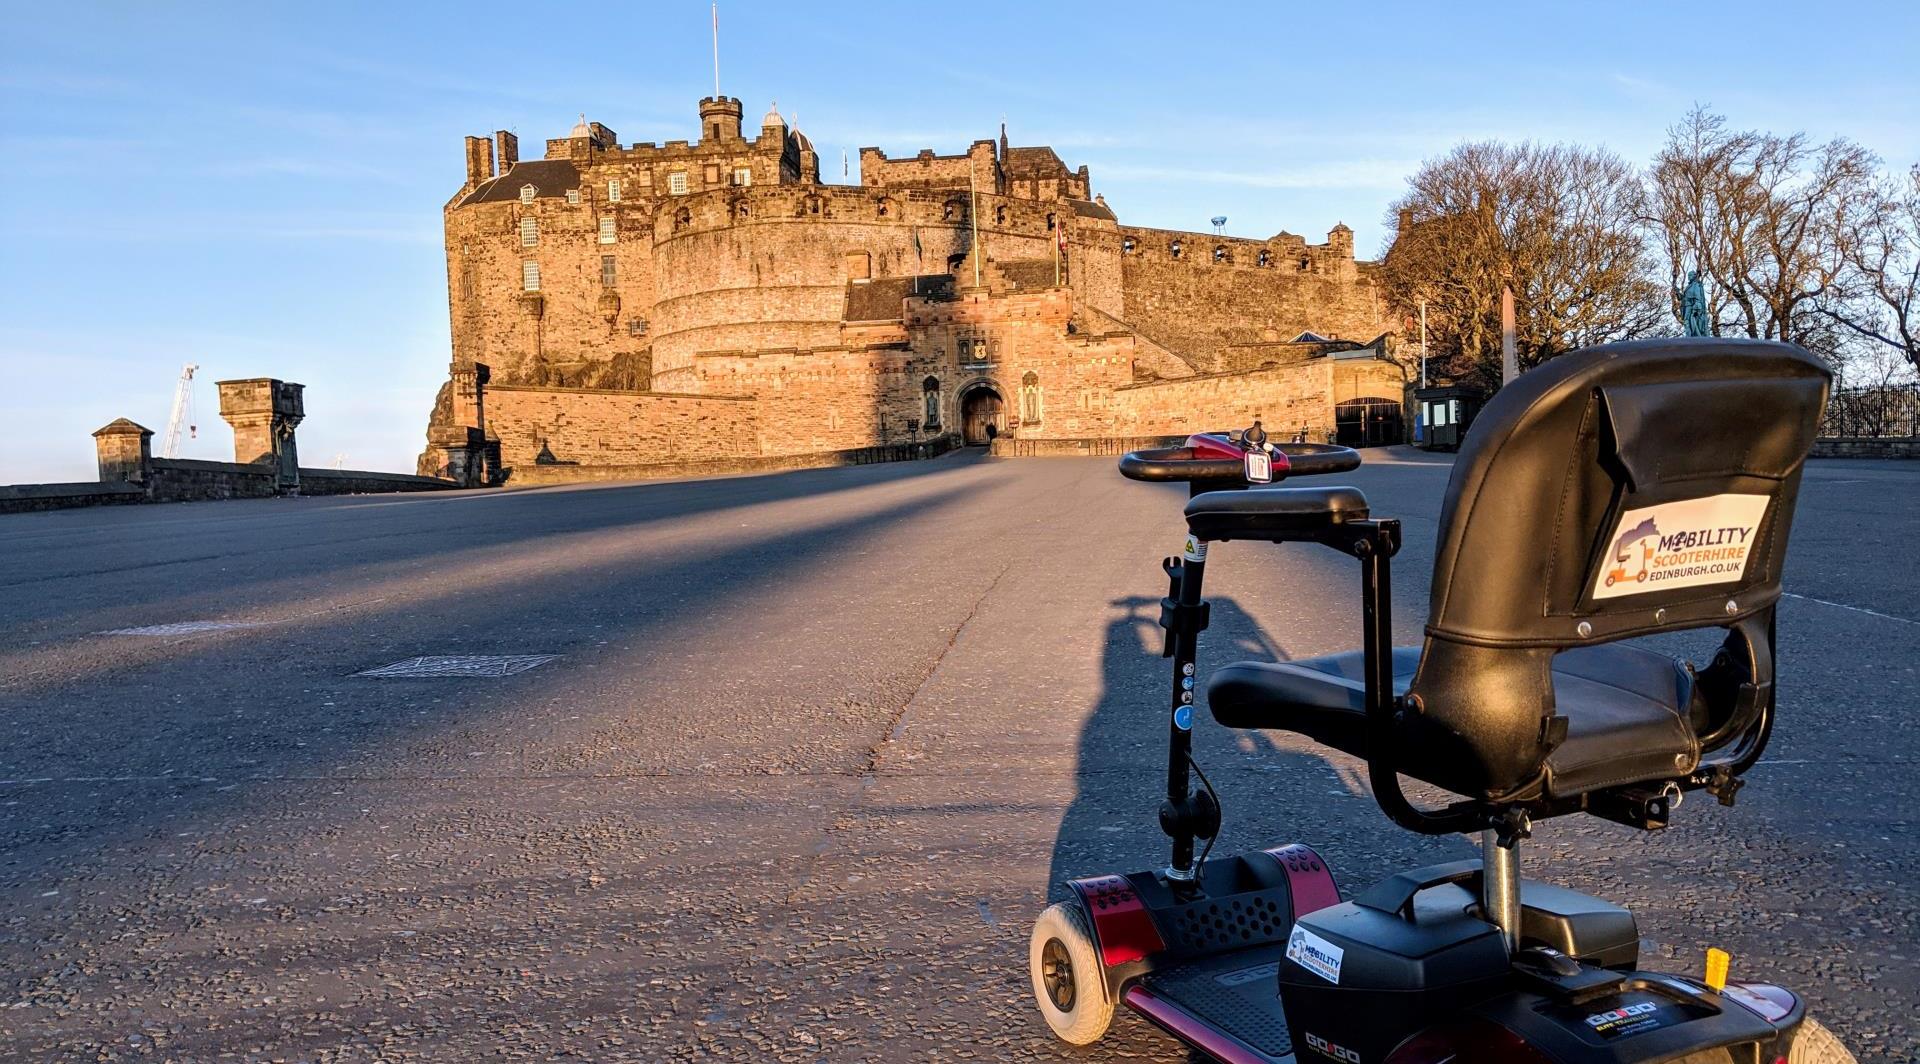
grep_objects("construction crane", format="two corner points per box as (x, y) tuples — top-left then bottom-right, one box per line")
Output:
(162, 363), (199, 458)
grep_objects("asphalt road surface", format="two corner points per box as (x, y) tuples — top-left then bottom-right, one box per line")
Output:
(2, 449), (1914, 1062)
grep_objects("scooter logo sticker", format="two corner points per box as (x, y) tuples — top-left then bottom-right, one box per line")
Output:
(1583, 1000), (1664, 1039)
(1303, 1031), (1363, 1063)
(1285, 924), (1344, 985)
(1183, 535), (1208, 563)
(1590, 494), (1770, 601)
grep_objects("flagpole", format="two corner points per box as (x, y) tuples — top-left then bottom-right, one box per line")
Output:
(711, 4), (720, 97)
(968, 157), (982, 289)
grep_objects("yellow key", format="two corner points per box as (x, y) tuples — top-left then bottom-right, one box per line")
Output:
(1704, 947), (1730, 991)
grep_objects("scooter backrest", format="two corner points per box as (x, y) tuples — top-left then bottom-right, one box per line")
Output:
(1406, 338), (1830, 799)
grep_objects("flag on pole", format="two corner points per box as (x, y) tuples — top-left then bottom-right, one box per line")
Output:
(912, 227), (923, 261)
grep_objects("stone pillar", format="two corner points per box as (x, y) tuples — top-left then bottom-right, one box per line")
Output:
(450, 361), (489, 433)
(92, 419), (153, 484)
(217, 378), (306, 493)
(426, 362), (492, 487)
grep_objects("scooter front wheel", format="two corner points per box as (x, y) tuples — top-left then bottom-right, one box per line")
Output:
(1788, 1018), (1857, 1064)
(1029, 901), (1114, 1045)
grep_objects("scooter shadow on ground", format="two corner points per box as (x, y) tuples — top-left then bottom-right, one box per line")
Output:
(1046, 593), (1469, 905)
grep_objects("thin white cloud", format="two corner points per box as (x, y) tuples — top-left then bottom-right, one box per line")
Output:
(1097, 159), (1415, 191)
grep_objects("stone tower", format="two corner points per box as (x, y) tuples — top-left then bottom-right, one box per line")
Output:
(699, 96), (744, 143)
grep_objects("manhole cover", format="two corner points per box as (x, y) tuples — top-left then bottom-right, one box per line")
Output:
(356, 655), (557, 678)
(99, 621), (265, 636)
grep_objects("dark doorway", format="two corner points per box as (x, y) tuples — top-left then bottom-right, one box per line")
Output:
(959, 384), (1005, 445)
(1335, 397), (1403, 448)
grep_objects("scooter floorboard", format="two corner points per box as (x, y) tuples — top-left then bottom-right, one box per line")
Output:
(1125, 942), (1295, 1064)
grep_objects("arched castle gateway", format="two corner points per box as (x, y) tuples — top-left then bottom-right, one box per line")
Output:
(420, 97), (1406, 479)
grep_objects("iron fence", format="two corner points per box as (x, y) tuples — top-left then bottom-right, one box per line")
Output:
(1822, 383), (1920, 438)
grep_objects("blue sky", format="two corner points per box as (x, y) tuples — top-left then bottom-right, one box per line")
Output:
(3, 1), (1915, 482)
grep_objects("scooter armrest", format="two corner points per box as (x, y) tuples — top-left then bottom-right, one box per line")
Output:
(1184, 486), (1370, 543)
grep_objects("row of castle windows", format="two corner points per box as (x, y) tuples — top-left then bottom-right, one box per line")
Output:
(518, 255), (632, 293)
(518, 216), (620, 247)
(520, 168), (753, 208)
(1120, 236), (1309, 269)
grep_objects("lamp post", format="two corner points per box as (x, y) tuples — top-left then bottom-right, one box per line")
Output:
(1418, 299), (1428, 389)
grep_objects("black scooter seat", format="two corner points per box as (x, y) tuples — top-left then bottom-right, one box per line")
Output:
(1208, 643), (1698, 798)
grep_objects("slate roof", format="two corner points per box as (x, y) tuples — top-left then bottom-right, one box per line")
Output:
(1068, 198), (1115, 221)
(459, 160), (582, 207)
(1004, 146), (1066, 172)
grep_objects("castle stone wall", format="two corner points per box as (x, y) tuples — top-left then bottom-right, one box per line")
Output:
(486, 385), (761, 469)
(1111, 363), (1337, 440)
(1117, 227), (1387, 372)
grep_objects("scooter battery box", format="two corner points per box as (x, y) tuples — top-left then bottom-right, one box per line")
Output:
(1279, 899), (1509, 1063)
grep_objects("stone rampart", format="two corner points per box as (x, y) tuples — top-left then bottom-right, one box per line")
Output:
(1810, 437), (1920, 458)
(485, 385), (762, 469)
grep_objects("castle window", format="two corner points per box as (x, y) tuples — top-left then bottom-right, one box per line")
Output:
(601, 255), (617, 286)
(922, 376), (941, 428)
(737, 202), (750, 219)
(1213, 246), (1228, 263)
(1300, 255), (1311, 270)
(668, 171), (688, 195)
(994, 205), (1007, 225)
(1169, 240), (1183, 259)
(1046, 213), (1056, 230)
(519, 184), (536, 204)
(521, 260), (540, 291)
(734, 167), (752, 186)
(674, 206), (692, 231)
(599, 217), (617, 244)
(608, 179), (622, 202)
(1020, 371), (1043, 424)
(1122, 237), (1136, 254)
(520, 215), (538, 247)
(876, 197), (891, 217)
(566, 189), (581, 206)
(628, 319), (648, 336)
(1257, 250), (1271, 267)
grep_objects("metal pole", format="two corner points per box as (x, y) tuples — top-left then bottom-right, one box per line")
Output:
(1481, 829), (1521, 953)
(711, 4), (720, 97)
(1418, 300), (1428, 389)
(969, 158), (982, 289)
(1164, 547), (1205, 882)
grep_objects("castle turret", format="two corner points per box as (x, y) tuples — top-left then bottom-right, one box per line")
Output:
(759, 101), (787, 141)
(793, 127), (819, 183)
(700, 95), (743, 143)
(1328, 223), (1354, 259)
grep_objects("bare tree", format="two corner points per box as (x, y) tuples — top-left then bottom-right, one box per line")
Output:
(1382, 141), (1662, 386)
(1647, 108), (1879, 358)
(1828, 165), (1920, 376)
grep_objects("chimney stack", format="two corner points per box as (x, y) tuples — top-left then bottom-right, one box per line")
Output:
(464, 136), (495, 188)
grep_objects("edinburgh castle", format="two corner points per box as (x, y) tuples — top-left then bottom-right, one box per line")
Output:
(418, 95), (1406, 481)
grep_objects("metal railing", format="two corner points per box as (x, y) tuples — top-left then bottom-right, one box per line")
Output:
(1821, 383), (1920, 439)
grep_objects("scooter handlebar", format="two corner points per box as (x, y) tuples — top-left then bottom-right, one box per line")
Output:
(1272, 442), (1362, 477)
(1117, 447), (1246, 483)
(1118, 441), (1362, 484)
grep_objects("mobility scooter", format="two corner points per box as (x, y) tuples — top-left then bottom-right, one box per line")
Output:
(1028, 338), (1854, 1063)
